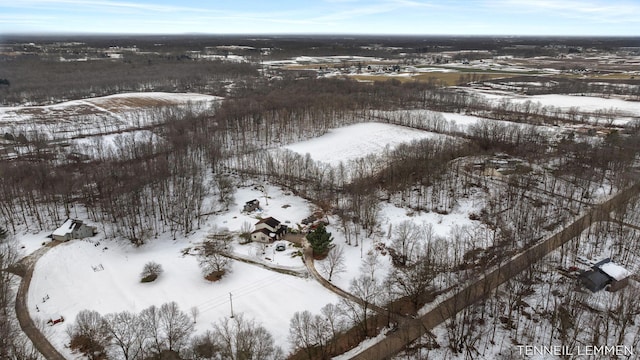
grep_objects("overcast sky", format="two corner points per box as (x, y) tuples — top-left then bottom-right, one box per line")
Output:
(1, 0), (638, 36)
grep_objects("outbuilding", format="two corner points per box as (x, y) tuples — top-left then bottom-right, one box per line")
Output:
(52, 219), (97, 241)
(578, 258), (631, 292)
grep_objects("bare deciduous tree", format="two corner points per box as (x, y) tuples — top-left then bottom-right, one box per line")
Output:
(341, 274), (384, 337)
(158, 301), (195, 353)
(319, 244), (346, 281)
(67, 310), (110, 360)
(140, 261), (163, 282)
(211, 313), (283, 360)
(103, 311), (144, 360)
(198, 240), (231, 281)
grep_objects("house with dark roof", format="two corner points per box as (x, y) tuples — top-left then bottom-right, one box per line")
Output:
(52, 219), (97, 241)
(250, 217), (287, 243)
(578, 258), (631, 292)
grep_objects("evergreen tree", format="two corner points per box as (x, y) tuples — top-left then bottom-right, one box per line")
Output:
(307, 224), (333, 256)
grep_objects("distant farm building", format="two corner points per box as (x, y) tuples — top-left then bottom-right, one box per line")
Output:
(52, 219), (97, 241)
(243, 199), (260, 212)
(251, 217), (287, 243)
(579, 258), (631, 292)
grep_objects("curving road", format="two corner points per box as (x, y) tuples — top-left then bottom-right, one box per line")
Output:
(14, 241), (67, 360)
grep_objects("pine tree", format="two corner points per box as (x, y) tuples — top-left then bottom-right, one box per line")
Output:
(307, 224), (333, 256)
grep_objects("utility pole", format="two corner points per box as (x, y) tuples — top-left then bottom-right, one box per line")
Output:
(229, 292), (234, 318)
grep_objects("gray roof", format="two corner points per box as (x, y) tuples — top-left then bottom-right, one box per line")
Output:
(579, 270), (611, 292)
(256, 216), (280, 229)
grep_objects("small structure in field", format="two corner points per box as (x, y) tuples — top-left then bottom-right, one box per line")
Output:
(579, 258), (631, 292)
(251, 217), (287, 243)
(52, 219), (97, 241)
(243, 199), (260, 213)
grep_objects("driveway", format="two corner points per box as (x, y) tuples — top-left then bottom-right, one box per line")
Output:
(13, 240), (66, 360)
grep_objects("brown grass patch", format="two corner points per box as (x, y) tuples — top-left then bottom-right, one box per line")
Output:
(140, 273), (158, 283)
(350, 72), (521, 86)
(205, 270), (225, 282)
(90, 96), (176, 112)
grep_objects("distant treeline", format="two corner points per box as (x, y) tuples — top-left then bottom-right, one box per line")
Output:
(0, 55), (257, 105)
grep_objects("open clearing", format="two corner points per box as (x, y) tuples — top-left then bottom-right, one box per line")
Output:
(24, 183), (338, 358)
(282, 122), (443, 166)
(0, 92), (220, 139)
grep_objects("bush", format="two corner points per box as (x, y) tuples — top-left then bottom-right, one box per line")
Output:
(140, 261), (163, 283)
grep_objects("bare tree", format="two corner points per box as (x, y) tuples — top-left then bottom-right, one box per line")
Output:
(139, 305), (163, 356)
(211, 313), (283, 360)
(140, 261), (163, 283)
(214, 174), (235, 211)
(198, 240), (231, 281)
(387, 235), (442, 310)
(341, 274), (384, 337)
(389, 220), (421, 266)
(159, 301), (195, 354)
(288, 310), (317, 359)
(288, 303), (347, 359)
(103, 311), (144, 360)
(320, 303), (346, 355)
(188, 330), (219, 359)
(319, 244), (346, 281)
(67, 310), (110, 360)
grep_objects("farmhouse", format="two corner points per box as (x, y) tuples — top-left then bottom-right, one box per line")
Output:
(251, 216), (287, 243)
(52, 219), (97, 241)
(579, 258), (631, 292)
(243, 199), (260, 212)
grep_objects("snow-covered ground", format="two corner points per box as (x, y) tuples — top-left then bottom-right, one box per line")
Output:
(10, 81), (638, 359)
(22, 184), (335, 357)
(17, 140), (490, 358)
(468, 90), (640, 125)
(283, 122), (442, 166)
(0, 92), (221, 140)
(29, 238), (338, 358)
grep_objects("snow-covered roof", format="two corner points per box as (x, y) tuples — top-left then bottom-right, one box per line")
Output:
(599, 262), (631, 281)
(52, 219), (74, 236)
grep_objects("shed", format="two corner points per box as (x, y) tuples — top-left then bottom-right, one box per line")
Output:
(243, 199), (260, 212)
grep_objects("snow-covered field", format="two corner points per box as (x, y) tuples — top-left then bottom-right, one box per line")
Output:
(29, 238), (338, 358)
(283, 122), (442, 166)
(0, 92), (221, 139)
(22, 184), (336, 357)
(509, 94), (640, 115)
(469, 90), (640, 125)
